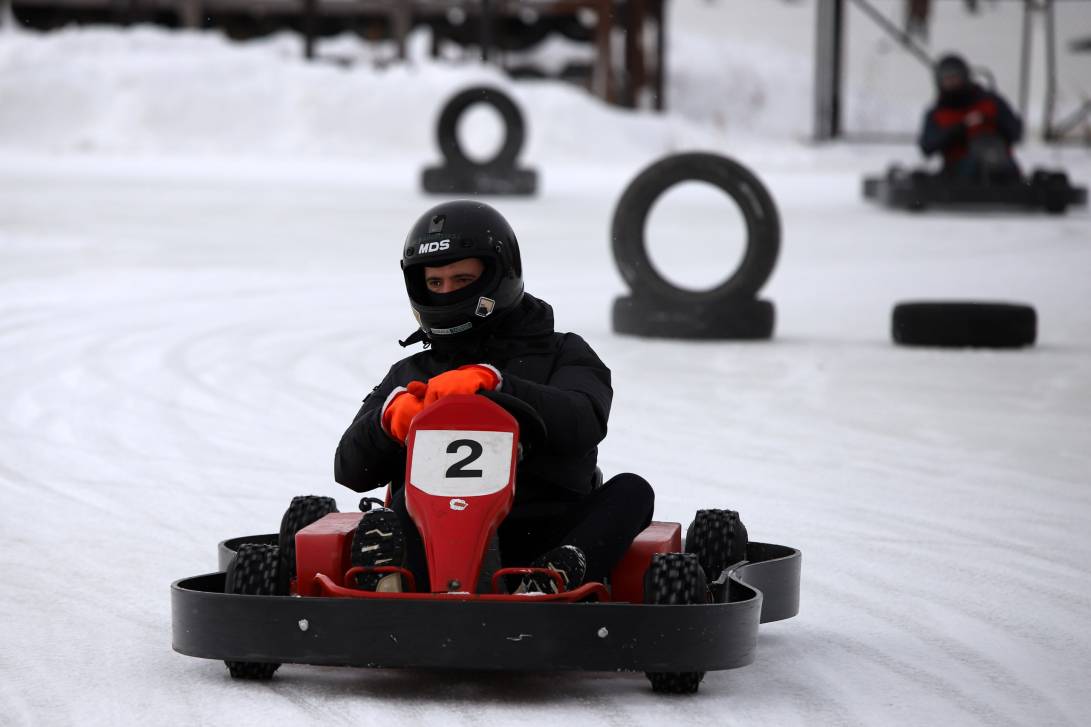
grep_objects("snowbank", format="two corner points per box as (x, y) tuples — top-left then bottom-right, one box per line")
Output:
(0, 25), (730, 161)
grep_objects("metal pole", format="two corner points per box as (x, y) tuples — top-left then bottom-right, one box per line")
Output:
(1018, 0), (1033, 122)
(814, 0), (844, 140)
(1043, 0), (1058, 140)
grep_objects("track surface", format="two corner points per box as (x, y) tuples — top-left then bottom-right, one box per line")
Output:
(1, 149), (1090, 726)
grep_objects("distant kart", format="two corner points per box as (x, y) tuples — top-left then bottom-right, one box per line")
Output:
(863, 164), (1086, 214)
(863, 136), (1086, 214)
(171, 391), (801, 694)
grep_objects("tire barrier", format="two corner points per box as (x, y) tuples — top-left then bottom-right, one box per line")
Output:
(892, 301), (1037, 348)
(613, 295), (775, 340)
(422, 86), (538, 196)
(611, 153), (781, 340)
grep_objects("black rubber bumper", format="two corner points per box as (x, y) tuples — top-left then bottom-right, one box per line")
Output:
(863, 168), (1087, 212)
(174, 541), (800, 673)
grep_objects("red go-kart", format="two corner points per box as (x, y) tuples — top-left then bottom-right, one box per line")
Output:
(171, 391), (800, 693)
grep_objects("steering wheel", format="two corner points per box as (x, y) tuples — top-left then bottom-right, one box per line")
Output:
(477, 389), (548, 456)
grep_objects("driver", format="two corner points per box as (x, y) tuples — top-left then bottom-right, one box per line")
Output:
(335, 200), (655, 594)
(918, 54), (1023, 180)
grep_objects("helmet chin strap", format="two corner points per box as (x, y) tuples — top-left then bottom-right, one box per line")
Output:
(398, 329), (429, 348)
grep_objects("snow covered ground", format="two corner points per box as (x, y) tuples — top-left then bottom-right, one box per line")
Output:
(2, 9), (1091, 727)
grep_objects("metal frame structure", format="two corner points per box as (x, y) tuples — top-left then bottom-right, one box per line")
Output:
(813, 0), (1089, 144)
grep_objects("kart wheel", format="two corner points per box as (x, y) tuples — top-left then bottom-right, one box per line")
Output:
(224, 543), (283, 680)
(1043, 173), (1070, 215)
(278, 495), (338, 592)
(643, 553), (708, 694)
(685, 509), (748, 582)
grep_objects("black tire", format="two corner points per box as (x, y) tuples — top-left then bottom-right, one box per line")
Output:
(862, 177), (881, 200)
(224, 543), (283, 680)
(278, 495), (338, 593)
(1042, 172), (1070, 215)
(612, 295), (774, 340)
(436, 86), (526, 170)
(892, 301), (1037, 348)
(611, 152), (780, 306)
(496, 17), (552, 51)
(643, 553), (708, 694)
(685, 509), (749, 582)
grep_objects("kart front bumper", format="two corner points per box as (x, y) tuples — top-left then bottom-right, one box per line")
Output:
(171, 541), (800, 673)
(862, 168), (1087, 211)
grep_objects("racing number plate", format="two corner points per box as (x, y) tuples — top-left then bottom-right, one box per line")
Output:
(409, 429), (515, 497)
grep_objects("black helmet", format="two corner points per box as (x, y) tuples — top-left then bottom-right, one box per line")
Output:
(400, 201), (524, 339)
(935, 53), (970, 89)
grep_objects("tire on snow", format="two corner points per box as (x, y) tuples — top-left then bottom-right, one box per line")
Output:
(278, 495), (339, 592)
(612, 295), (775, 340)
(685, 509), (749, 582)
(437, 86), (526, 171)
(611, 152), (781, 306)
(892, 301), (1037, 349)
(643, 552), (709, 694)
(224, 543), (283, 680)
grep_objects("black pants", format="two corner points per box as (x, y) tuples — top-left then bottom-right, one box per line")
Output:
(389, 473), (655, 592)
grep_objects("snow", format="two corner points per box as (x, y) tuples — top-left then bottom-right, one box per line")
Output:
(2, 4), (1091, 726)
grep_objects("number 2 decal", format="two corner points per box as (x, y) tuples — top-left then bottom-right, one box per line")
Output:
(446, 439), (484, 478)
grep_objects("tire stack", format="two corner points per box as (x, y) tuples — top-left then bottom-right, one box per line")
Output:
(611, 153), (781, 340)
(421, 86), (538, 196)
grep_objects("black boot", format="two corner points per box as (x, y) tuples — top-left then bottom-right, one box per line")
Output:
(516, 545), (587, 594)
(350, 506), (407, 592)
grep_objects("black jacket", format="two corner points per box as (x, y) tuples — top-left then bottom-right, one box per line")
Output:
(919, 84), (1023, 161)
(334, 294), (611, 503)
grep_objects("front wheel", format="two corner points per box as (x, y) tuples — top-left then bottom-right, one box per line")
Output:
(224, 543), (283, 679)
(278, 495), (338, 592)
(685, 508), (748, 583)
(643, 552), (708, 694)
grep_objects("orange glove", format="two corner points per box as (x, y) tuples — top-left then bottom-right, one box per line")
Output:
(422, 365), (501, 407)
(381, 381), (427, 444)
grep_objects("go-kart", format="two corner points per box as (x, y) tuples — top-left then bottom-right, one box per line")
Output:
(863, 137), (1087, 214)
(171, 391), (801, 694)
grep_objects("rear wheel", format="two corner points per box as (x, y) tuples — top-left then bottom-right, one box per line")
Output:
(224, 543), (283, 680)
(643, 552), (708, 694)
(1043, 173), (1070, 215)
(278, 495), (338, 593)
(685, 509), (748, 582)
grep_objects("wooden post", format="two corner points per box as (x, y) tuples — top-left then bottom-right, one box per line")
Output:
(623, 0), (647, 108)
(653, 0), (666, 111)
(178, 0), (203, 29)
(481, 0), (494, 62)
(390, 1), (411, 61)
(593, 0), (614, 104)
(303, 0), (317, 60)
